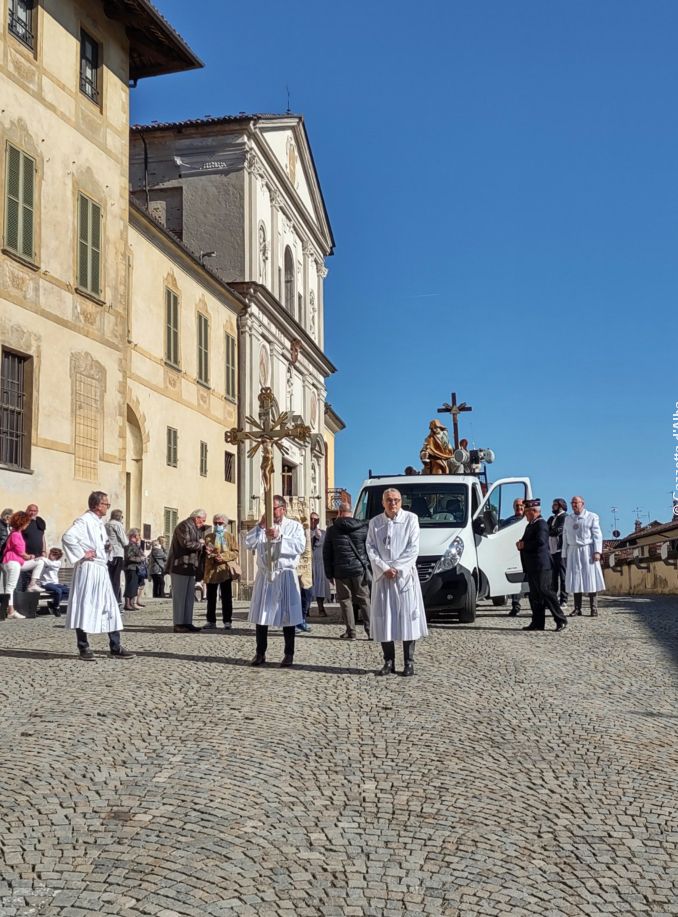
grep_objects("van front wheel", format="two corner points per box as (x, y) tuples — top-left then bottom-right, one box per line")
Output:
(458, 579), (477, 623)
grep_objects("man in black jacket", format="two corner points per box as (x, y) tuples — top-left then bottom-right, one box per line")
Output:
(547, 497), (568, 610)
(323, 502), (370, 639)
(517, 498), (568, 633)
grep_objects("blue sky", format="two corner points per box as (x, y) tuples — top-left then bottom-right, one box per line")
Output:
(132, 1), (678, 536)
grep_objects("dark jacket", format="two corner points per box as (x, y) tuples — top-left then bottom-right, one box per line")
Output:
(165, 517), (205, 577)
(149, 544), (167, 576)
(519, 517), (552, 574)
(124, 541), (145, 572)
(323, 516), (369, 580)
(547, 512), (566, 552)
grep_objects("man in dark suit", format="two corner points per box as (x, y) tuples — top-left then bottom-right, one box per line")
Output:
(516, 498), (568, 633)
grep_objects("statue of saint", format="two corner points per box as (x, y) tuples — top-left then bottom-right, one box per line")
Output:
(420, 419), (455, 474)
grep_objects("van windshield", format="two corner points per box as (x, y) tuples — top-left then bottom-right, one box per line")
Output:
(355, 483), (468, 528)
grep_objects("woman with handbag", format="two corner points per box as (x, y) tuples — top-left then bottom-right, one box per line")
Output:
(123, 529), (145, 611)
(203, 514), (240, 630)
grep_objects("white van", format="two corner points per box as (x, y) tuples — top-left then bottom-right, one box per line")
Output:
(354, 473), (532, 622)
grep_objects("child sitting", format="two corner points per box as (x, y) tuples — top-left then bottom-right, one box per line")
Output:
(40, 548), (69, 617)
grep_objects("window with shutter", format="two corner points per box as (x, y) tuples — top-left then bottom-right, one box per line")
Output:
(225, 332), (236, 399)
(166, 426), (178, 467)
(163, 506), (178, 541)
(200, 441), (208, 476)
(77, 193), (102, 296)
(197, 313), (209, 385)
(4, 144), (35, 261)
(224, 450), (235, 483)
(165, 288), (180, 366)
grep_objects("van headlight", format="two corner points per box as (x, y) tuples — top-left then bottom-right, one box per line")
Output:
(433, 536), (464, 574)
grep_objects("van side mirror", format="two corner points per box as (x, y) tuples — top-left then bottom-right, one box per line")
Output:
(473, 518), (486, 536)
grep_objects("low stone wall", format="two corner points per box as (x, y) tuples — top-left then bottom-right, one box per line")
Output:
(604, 556), (678, 595)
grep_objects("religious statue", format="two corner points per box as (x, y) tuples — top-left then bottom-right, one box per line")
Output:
(420, 419), (456, 474)
(258, 224), (268, 284)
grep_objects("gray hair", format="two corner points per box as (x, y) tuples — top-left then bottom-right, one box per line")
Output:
(127, 528), (141, 537)
(383, 488), (402, 500)
(1, 508), (13, 521)
(110, 508), (124, 522)
(190, 508), (207, 519)
(212, 513), (229, 524)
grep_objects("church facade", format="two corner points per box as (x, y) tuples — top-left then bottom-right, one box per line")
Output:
(129, 115), (336, 528)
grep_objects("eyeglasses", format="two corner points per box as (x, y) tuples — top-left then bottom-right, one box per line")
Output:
(385, 498), (401, 503)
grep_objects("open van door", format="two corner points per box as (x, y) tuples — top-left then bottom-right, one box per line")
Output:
(473, 478), (532, 598)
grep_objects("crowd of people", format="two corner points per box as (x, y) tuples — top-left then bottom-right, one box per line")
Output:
(0, 487), (606, 669)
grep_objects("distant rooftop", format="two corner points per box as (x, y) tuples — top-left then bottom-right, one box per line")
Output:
(131, 113), (299, 132)
(106, 0), (203, 80)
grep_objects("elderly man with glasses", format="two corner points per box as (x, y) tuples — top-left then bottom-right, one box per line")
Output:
(366, 488), (428, 676)
(562, 496), (605, 617)
(62, 491), (135, 660)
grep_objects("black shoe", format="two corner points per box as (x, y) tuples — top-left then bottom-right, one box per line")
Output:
(555, 621), (568, 632)
(79, 648), (95, 660)
(223, 622), (232, 630)
(339, 629), (356, 639)
(570, 609), (582, 617)
(203, 621), (217, 630)
(402, 662), (415, 677)
(110, 647), (136, 658)
(508, 610), (519, 617)
(186, 624), (202, 632)
(522, 624), (544, 631)
(590, 610), (598, 617)
(173, 625), (190, 633)
(377, 660), (396, 676)
(364, 627), (371, 639)
(251, 654), (266, 666)
(280, 654), (294, 667)
(50, 607), (62, 617)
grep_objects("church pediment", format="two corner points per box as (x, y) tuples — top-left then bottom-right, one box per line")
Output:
(257, 119), (334, 254)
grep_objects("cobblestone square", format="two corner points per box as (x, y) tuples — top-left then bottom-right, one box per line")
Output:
(0, 595), (676, 916)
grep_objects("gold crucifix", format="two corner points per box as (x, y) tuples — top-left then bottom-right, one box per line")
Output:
(225, 387), (312, 574)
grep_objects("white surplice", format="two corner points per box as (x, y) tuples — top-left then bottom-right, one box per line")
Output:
(366, 509), (428, 643)
(62, 511), (123, 634)
(246, 517), (305, 627)
(562, 509), (606, 594)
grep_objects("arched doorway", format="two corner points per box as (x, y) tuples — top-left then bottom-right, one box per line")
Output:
(125, 405), (143, 529)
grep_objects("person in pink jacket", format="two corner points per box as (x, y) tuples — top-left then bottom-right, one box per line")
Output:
(1, 511), (45, 620)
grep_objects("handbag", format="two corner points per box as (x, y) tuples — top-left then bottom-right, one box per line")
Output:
(227, 560), (242, 581)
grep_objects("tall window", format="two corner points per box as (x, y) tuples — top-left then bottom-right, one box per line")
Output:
(0, 349), (31, 470)
(163, 506), (178, 542)
(224, 450), (235, 483)
(200, 441), (208, 477)
(4, 144), (35, 261)
(77, 193), (102, 296)
(8, 0), (34, 50)
(80, 29), (100, 103)
(197, 313), (209, 385)
(166, 426), (178, 467)
(225, 332), (236, 400)
(74, 373), (99, 481)
(284, 246), (294, 313)
(281, 460), (294, 497)
(165, 288), (179, 366)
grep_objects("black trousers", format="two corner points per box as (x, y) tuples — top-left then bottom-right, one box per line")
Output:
(151, 574), (165, 597)
(550, 552), (568, 604)
(206, 580), (233, 624)
(527, 570), (567, 628)
(381, 640), (415, 663)
(108, 557), (124, 603)
(256, 624), (295, 658)
(76, 628), (121, 653)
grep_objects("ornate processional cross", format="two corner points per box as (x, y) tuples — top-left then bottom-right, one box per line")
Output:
(225, 387), (312, 573)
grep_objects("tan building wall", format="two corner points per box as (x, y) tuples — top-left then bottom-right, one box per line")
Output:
(127, 209), (241, 537)
(0, 1), (132, 542)
(604, 560), (678, 596)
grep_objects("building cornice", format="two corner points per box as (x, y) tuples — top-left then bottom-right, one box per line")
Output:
(228, 281), (336, 378)
(324, 402), (346, 433)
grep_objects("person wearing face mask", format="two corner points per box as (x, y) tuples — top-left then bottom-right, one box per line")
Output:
(203, 514), (240, 630)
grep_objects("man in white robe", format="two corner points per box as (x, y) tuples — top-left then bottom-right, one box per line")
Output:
(310, 512), (331, 615)
(366, 488), (428, 676)
(246, 495), (305, 667)
(62, 492), (135, 660)
(562, 496), (606, 617)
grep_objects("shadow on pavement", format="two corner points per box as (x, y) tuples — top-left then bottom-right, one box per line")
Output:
(0, 648), (80, 661)
(606, 595), (678, 670)
(129, 649), (372, 675)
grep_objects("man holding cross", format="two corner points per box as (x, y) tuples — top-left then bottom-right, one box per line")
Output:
(246, 495), (306, 667)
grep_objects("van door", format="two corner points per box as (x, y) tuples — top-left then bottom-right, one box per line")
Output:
(473, 478), (532, 598)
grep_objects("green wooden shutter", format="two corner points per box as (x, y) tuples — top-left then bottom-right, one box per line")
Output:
(20, 152), (34, 259)
(5, 145), (21, 253)
(78, 194), (89, 288)
(90, 200), (101, 295)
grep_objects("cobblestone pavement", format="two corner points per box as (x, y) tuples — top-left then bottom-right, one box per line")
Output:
(0, 594), (677, 916)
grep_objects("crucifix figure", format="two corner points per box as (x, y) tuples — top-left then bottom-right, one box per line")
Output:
(437, 392), (472, 449)
(225, 387), (312, 575)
